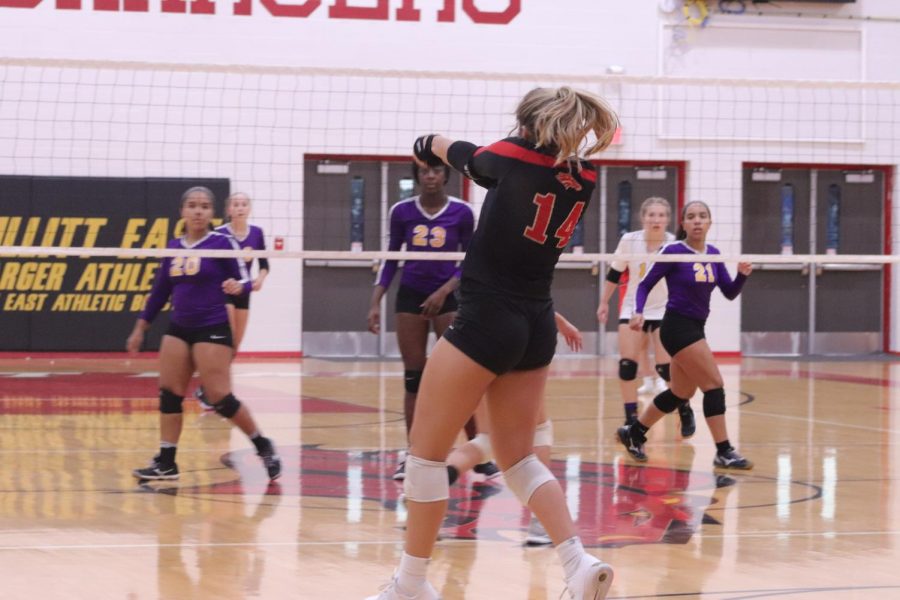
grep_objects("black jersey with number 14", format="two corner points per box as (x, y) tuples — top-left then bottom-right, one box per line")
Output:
(454, 136), (596, 300)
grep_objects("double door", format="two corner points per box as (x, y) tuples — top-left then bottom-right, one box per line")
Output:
(300, 158), (684, 357)
(741, 165), (887, 355)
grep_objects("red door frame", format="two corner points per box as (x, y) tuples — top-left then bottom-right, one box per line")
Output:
(744, 162), (894, 352)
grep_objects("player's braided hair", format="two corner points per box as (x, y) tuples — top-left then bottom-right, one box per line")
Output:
(514, 86), (619, 168)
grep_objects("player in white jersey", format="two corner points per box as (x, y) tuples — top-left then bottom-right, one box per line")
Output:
(597, 197), (696, 436)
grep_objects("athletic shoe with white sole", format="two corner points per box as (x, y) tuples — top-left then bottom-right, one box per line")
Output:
(616, 424), (647, 462)
(713, 448), (753, 470)
(133, 462), (179, 481)
(364, 577), (440, 600)
(563, 557), (614, 599)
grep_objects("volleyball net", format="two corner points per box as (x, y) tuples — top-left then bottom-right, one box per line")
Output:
(0, 58), (896, 353)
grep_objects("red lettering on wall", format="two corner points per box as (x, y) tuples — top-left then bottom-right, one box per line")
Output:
(258, 0), (319, 17)
(161, 0), (212, 12)
(394, 0), (418, 21)
(161, 0), (185, 11)
(94, 0), (147, 11)
(190, 0), (213, 12)
(2, 0), (522, 22)
(0, 0), (40, 7)
(462, 0), (519, 24)
(437, 0), (453, 22)
(122, 0), (148, 11)
(329, 0), (387, 20)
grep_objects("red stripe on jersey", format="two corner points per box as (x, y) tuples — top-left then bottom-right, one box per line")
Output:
(617, 269), (630, 314)
(476, 140), (598, 182)
(476, 140), (558, 166)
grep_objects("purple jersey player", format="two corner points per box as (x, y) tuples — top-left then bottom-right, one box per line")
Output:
(366, 162), (493, 482)
(215, 192), (270, 352)
(126, 186), (281, 483)
(138, 231), (251, 329)
(374, 193), (473, 297)
(618, 200), (754, 471)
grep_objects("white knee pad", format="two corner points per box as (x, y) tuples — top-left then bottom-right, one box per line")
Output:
(504, 454), (556, 506)
(533, 420), (553, 447)
(470, 433), (493, 462)
(403, 455), (449, 502)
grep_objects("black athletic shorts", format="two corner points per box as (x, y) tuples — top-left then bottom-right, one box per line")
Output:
(227, 293), (250, 310)
(659, 311), (706, 356)
(166, 321), (234, 348)
(618, 318), (662, 333)
(443, 280), (556, 375)
(395, 284), (458, 316)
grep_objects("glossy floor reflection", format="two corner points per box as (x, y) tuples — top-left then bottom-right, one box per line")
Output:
(0, 356), (899, 598)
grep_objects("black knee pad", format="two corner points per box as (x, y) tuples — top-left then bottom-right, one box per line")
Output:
(159, 389), (184, 414)
(655, 363), (671, 382)
(618, 359), (638, 381)
(404, 370), (423, 394)
(703, 388), (726, 418)
(212, 393), (242, 419)
(653, 389), (684, 414)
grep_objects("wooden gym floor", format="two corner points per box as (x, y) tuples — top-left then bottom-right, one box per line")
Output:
(0, 355), (898, 599)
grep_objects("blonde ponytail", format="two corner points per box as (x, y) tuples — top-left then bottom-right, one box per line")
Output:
(515, 87), (619, 166)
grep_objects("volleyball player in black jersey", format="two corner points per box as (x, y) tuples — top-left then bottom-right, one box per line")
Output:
(366, 87), (619, 600)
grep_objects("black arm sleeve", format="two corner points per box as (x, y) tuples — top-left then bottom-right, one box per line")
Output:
(446, 141), (478, 174)
(605, 268), (624, 284)
(258, 258), (270, 272)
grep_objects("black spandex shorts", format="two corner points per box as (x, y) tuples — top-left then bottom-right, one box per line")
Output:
(395, 284), (458, 316)
(619, 318), (662, 333)
(166, 321), (234, 348)
(227, 293), (250, 310)
(442, 281), (556, 375)
(659, 311), (706, 356)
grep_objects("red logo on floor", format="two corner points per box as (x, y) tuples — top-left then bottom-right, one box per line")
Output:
(178, 445), (729, 547)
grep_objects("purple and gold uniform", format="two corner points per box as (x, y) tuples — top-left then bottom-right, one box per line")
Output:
(141, 232), (251, 338)
(216, 223), (268, 310)
(635, 241), (747, 355)
(216, 223), (267, 269)
(375, 196), (474, 296)
(443, 136), (597, 374)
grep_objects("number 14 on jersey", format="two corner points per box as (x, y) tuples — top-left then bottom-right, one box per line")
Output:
(523, 193), (585, 249)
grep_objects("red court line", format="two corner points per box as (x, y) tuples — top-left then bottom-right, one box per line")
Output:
(0, 352), (158, 359)
(742, 368), (896, 389)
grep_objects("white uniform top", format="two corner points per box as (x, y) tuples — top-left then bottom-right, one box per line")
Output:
(610, 229), (675, 320)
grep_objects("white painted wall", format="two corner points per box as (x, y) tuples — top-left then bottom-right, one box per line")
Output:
(0, 0), (898, 353)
